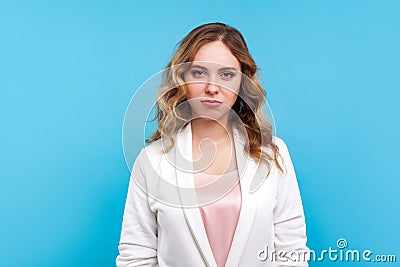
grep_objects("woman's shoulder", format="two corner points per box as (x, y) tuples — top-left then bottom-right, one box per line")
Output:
(260, 135), (289, 155)
(131, 140), (164, 175)
(142, 139), (164, 157)
(260, 135), (291, 174)
(271, 135), (288, 151)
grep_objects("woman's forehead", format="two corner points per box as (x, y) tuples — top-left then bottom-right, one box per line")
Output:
(193, 41), (240, 70)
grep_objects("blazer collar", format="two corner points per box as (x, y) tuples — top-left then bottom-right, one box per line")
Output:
(175, 122), (258, 267)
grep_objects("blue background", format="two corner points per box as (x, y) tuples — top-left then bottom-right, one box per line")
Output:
(1, 0), (399, 266)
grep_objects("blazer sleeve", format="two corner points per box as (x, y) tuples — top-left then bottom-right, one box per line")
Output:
(273, 138), (310, 267)
(116, 148), (158, 267)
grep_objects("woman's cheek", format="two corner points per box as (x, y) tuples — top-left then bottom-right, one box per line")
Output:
(186, 84), (205, 99)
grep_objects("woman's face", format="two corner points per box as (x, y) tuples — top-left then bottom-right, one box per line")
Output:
(183, 41), (242, 122)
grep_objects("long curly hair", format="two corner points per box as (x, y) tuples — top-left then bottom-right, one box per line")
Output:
(146, 22), (285, 176)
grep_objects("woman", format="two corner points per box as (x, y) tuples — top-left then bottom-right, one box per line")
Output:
(116, 22), (309, 267)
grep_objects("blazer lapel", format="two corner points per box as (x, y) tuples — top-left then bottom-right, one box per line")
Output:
(175, 122), (258, 267)
(224, 127), (258, 266)
(175, 122), (217, 267)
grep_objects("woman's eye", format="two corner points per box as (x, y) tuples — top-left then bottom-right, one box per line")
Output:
(191, 70), (206, 78)
(220, 72), (235, 79)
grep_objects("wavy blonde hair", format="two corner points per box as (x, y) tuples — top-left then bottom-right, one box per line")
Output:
(146, 22), (285, 176)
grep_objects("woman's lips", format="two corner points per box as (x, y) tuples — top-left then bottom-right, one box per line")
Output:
(201, 100), (222, 107)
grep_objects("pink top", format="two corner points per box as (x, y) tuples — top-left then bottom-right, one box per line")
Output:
(194, 170), (242, 267)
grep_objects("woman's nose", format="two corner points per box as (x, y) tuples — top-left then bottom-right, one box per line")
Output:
(205, 82), (219, 94)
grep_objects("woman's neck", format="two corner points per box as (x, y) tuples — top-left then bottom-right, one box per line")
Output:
(190, 118), (233, 144)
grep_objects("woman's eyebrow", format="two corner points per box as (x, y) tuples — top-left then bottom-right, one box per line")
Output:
(190, 64), (208, 70)
(218, 67), (238, 72)
(190, 64), (238, 72)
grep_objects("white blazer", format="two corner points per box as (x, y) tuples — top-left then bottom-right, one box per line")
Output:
(116, 122), (309, 267)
